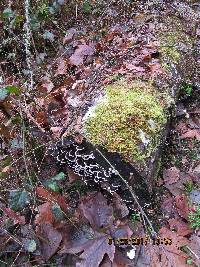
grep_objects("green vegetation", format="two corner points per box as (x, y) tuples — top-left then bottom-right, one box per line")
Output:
(84, 80), (167, 162)
(130, 212), (140, 222)
(188, 205), (200, 229)
(184, 181), (196, 194)
(181, 83), (193, 96)
(158, 17), (194, 65)
(159, 32), (181, 63)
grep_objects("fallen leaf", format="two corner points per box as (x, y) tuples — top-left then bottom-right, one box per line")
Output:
(175, 195), (190, 220)
(191, 164), (200, 180)
(189, 231), (200, 259)
(36, 186), (68, 212)
(164, 172), (193, 196)
(148, 62), (163, 75)
(161, 197), (178, 218)
(150, 227), (190, 267)
(55, 57), (68, 76)
(38, 223), (62, 261)
(188, 117), (200, 129)
(40, 76), (54, 92)
(63, 28), (77, 44)
(35, 202), (55, 225)
(181, 129), (200, 140)
(125, 63), (145, 72)
(62, 231), (115, 267)
(79, 192), (114, 229)
(1, 165), (12, 173)
(112, 193), (129, 218)
(35, 111), (49, 127)
(1, 207), (25, 225)
(163, 166), (180, 185)
(50, 126), (63, 137)
(101, 251), (133, 267)
(168, 218), (193, 237)
(70, 44), (94, 66)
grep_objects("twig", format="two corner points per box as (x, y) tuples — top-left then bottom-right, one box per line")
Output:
(24, 0), (34, 90)
(0, 228), (22, 246)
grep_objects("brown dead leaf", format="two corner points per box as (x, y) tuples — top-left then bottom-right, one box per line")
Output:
(1, 165), (12, 173)
(70, 44), (94, 66)
(55, 57), (69, 76)
(0, 124), (12, 140)
(191, 164), (200, 180)
(100, 251), (133, 267)
(50, 126), (63, 138)
(112, 193), (129, 218)
(63, 28), (77, 44)
(79, 192), (114, 229)
(175, 195), (190, 220)
(168, 218), (193, 237)
(161, 197), (179, 218)
(35, 202), (55, 225)
(156, 227), (189, 266)
(36, 186), (68, 212)
(35, 111), (49, 127)
(1, 207), (25, 225)
(188, 117), (200, 129)
(163, 166), (180, 185)
(181, 129), (200, 140)
(189, 230), (200, 259)
(37, 222), (62, 261)
(40, 76), (54, 93)
(148, 62), (163, 75)
(164, 172), (193, 196)
(125, 63), (145, 72)
(61, 231), (115, 267)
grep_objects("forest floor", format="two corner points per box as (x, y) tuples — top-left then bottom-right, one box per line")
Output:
(0, 1), (200, 266)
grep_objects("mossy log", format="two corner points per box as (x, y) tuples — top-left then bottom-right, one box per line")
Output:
(78, 11), (199, 191)
(56, 5), (199, 207)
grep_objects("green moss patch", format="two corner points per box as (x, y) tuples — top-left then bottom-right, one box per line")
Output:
(158, 17), (194, 65)
(84, 81), (167, 162)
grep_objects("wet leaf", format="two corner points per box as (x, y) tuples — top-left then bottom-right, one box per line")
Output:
(35, 202), (55, 225)
(175, 195), (190, 220)
(45, 180), (60, 192)
(38, 223), (62, 261)
(36, 186), (68, 212)
(23, 239), (37, 252)
(1, 207), (25, 225)
(43, 31), (55, 42)
(0, 87), (9, 100)
(163, 166), (180, 185)
(79, 192), (114, 228)
(61, 231), (115, 267)
(9, 190), (30, 211)
(70, 44), (94, 66)
(52, 172), (65, 181)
